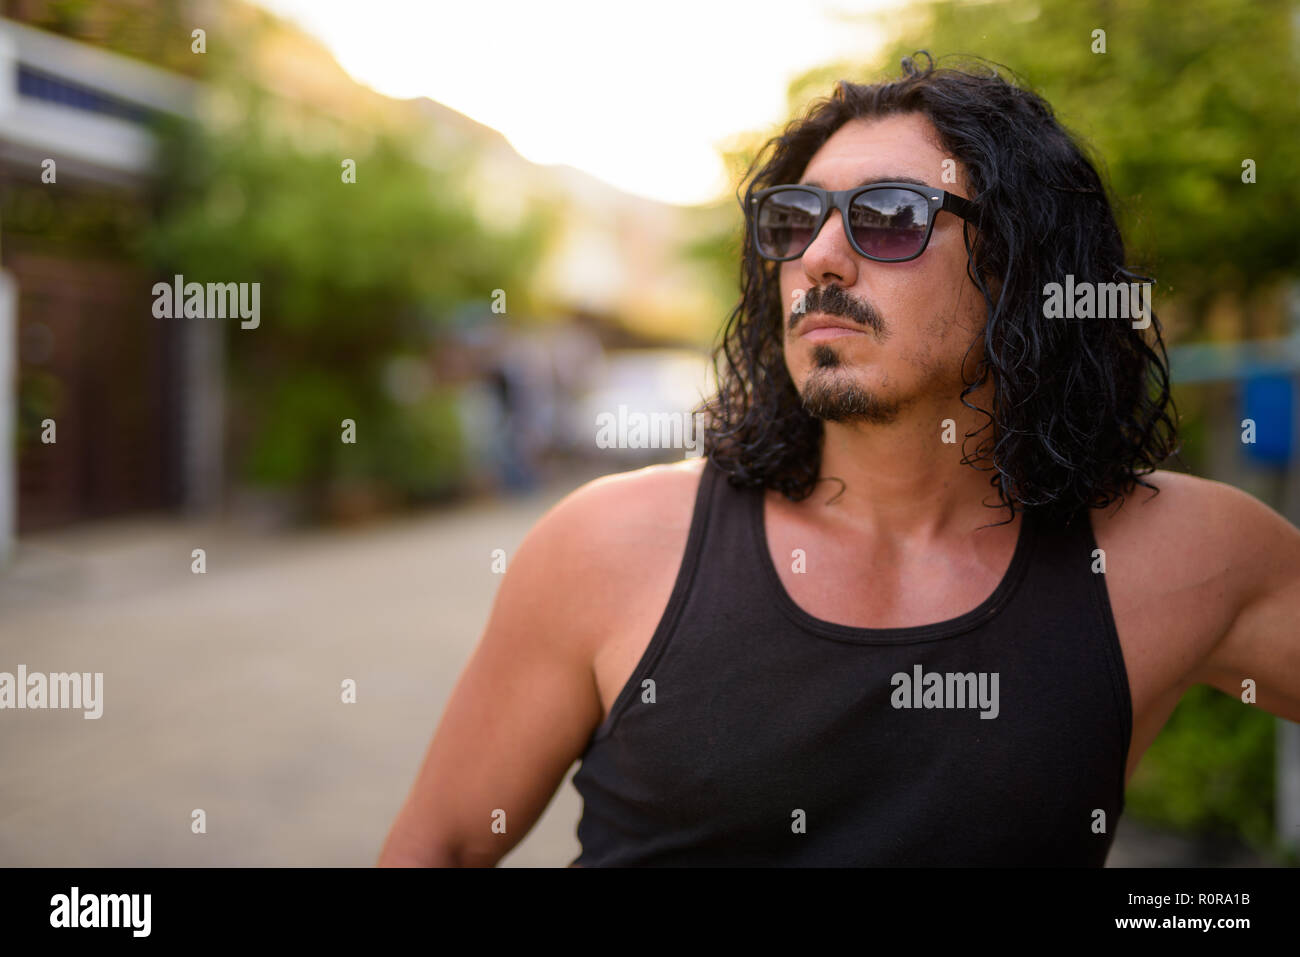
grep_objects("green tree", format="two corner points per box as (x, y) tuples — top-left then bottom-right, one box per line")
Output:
(143, 20), (550, 512)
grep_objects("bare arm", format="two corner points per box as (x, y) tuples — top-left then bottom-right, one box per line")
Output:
(1187, 480), (1300, 722)
(377, 481), (614, 867)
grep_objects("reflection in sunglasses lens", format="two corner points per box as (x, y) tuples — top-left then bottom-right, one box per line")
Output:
(850, 188), (929, 260)
(755, 187), (933, 261)
(756, 189), (820, 259)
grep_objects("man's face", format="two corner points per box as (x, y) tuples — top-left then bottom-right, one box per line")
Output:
(778, 112), (986, 424)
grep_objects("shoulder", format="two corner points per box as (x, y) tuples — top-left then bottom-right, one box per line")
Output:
(536, 456), (709, 553)
(568, 456), (710, 515)
(505, 458), (710, 638)
(1089, 470), (1300, 673)
(1090, 469), (1294, 564)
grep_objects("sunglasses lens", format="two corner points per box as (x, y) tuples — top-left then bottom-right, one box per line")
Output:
(755, 189), (821, 259)
(849, 188), (930, 260)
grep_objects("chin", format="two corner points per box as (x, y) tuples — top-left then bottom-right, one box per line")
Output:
(798, 371), (900, 424)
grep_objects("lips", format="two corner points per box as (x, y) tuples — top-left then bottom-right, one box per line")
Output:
(802, 326), (864, 342)
(796, 313), (868, 339)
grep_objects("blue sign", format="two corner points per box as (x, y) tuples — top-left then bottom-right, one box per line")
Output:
(1240, 374), (1294, 465)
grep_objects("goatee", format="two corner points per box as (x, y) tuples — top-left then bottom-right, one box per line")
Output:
(800, 344), (900, 423)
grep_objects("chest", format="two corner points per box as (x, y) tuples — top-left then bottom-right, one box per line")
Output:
(592, 501), (1228, 788)
(580, 616), (1124, 865)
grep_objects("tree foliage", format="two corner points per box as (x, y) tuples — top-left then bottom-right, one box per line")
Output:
(143, 33), (549, 507)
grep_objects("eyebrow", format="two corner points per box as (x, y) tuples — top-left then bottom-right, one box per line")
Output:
(798, 175), (934, 190)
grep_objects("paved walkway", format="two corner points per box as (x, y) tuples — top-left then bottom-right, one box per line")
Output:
(0, 462), (1270, 867)
(0, 466), (605, 867)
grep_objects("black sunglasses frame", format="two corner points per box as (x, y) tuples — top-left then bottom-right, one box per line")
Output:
(747, 182), (979, 263)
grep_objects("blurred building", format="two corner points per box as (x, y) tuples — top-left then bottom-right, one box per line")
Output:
(0, 16), (203, 560)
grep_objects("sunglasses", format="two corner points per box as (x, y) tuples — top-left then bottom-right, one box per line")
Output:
(748, 182), (979, 263)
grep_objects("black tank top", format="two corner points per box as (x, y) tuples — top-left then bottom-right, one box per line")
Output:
(570, 458), (1133, 866)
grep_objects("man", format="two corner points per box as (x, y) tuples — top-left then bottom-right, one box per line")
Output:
(378, 55), (1300, 866)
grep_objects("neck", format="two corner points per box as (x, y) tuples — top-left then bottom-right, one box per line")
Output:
(810, 382), (1010, 542)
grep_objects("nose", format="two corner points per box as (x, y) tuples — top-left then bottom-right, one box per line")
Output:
(799, 206), (859, 287)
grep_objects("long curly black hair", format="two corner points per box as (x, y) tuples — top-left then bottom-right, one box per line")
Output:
(700, 52), (1180, 524)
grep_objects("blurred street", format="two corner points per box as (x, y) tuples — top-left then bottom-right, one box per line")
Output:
(0, 461), (608, 867)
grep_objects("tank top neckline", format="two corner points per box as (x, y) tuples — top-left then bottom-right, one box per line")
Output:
(746, 476), (1039, 645)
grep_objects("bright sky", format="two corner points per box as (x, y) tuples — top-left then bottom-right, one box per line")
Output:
(253, 0), (904, 205)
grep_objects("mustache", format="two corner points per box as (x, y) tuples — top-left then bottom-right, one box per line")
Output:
(789, 284), (888, 337)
